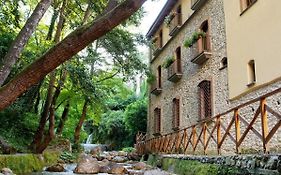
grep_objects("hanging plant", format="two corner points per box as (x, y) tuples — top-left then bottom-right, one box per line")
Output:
(184, 31), (206, 48)
(162, 56), (175, 68)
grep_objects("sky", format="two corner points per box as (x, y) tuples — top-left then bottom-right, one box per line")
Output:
(139, 0), (168, 35)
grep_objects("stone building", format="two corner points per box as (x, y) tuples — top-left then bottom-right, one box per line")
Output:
(146, 0), (281, 154)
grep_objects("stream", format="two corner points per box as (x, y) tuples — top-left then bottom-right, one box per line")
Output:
(24, 141), (173, 175)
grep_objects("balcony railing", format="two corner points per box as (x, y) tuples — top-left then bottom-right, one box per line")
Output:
(150, 80), (162, 96)
(190, 35), (211, 65)
(151, 38), (162, 59)
(136, 87), (281, 155)
(167, 60), (182, 83)
(169, 13), (182, 36)
(191, 0), (208, 11)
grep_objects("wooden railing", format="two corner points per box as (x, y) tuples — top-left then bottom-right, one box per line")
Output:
(190, 35), (212, 65)
(169, 13), (182, 36)
(167, 59), (182, 82)
(136, 87), (281, 155)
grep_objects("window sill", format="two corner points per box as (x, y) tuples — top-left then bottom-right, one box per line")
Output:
(240, 0), (257, 16)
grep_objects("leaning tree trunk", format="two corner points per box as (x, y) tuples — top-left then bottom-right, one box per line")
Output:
(0, 0), (52, 86)
(56, 102), (70, 136)
(74, 100), (89, 145)
(31, 0), (67, 152)
(30, 72), (56, 152)
(34, 104), (56, 153)
(0, 0), (146, 111)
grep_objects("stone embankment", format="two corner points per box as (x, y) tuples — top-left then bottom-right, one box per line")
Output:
(147, 154), (281, 175)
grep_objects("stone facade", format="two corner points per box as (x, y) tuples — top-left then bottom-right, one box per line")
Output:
(147, 0), (281, 154)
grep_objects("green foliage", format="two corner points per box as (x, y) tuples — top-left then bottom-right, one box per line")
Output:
(146, 70), (156, 84)
(0, 32), (15, 64)
(59, 151), (77, 163)
(162, 56), (175, 68)
(184, 31), (206, 48)
(122, 147), (135, 153)
(88, 81), (147, 150)
(124, 98), (147, 133)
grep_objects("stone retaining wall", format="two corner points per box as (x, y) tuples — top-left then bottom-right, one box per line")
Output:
(147, 154), (281, 175)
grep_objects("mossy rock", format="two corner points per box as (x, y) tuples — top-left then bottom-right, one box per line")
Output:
(0, 151), (60, 174)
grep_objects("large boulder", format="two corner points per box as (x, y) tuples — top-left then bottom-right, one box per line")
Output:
(74, 161), (100, 174)
(45, 163), (65, 172)
(74, 154), (100, 174)
(109, 164), (125, 174)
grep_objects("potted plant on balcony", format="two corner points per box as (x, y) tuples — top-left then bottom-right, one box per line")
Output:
(184, 31), (206, 48)
(164, 11), (176, 26)
(162, 56), (175, 69)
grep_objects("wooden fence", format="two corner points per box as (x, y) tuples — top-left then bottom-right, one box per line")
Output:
(136, 87), (281, 155)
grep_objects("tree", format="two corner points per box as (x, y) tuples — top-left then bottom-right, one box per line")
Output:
(0, 0), (52, 86)
(0, 0), (147, 111)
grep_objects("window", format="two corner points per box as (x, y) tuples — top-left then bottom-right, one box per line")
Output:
(154, 108), (161, 134)
(176, 5), (182, 26)
(199, 20), (211, 52)
(172, 98), (180, 130)
(159, 30), (163, 48)
(247, 60), (256, 86)
(240, 0), (257, 13)
(198, 80), (212, 120)
(157, 65), (162, 88)
(175, 47), (182, 73)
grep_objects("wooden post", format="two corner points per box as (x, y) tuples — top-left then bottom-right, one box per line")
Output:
(261, 98), (269, 153)
(183, 129), (187, 154)
(192, 126), (197, 153)
(234, 109), (241, 154)
(203, 123), (207, 154)
(217, 116), (221, 155)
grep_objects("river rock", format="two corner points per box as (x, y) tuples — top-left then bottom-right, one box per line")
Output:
(112, 156), (128, 163)
(128, 151), (141, 161)
(109, 164), (125, 174)
(74, 161), (100, 174)
(1, 168), (14, 175)
(99, 165), (111, 173)
(133, 162), (147, 170)
(118, 151), (127, 157)
(45, 163), (65, 172)
(90, 147), (102, 156)
(125, 169), (144, 175)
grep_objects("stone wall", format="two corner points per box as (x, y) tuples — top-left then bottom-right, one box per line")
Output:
(147, 154), (281, 175)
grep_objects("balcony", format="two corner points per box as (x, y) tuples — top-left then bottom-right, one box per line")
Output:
(190, 35), (212, 65)
(167, 60), (182, 83)
(169, 13), (182, 36)
(151, 38), (162, 59)
(150, 80), (162, 96)
(191, 0), (208, 11)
